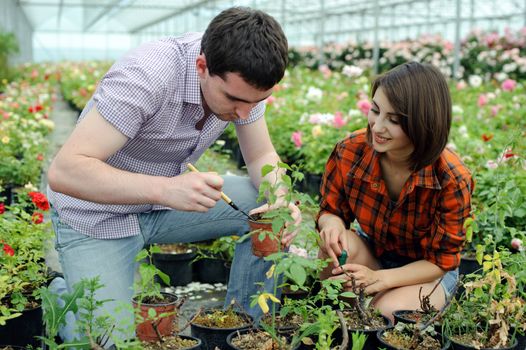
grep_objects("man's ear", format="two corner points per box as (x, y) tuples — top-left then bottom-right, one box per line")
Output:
(196, 54), (207, 77)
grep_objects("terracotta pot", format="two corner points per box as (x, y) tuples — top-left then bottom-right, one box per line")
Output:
(132, 292), (178, 342)
(248, 218), (283, 257)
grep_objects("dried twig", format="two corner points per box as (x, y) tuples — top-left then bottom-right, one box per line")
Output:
(336, 310), (349, 350)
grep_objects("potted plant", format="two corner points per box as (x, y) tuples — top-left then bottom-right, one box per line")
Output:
(0, 192), (51, 348)
(190, 236), (237, 284)
(443, 249), (524, 349)
(151, 243), (196, 287)
(132, 246), (181, 343)
(246, 162), (313, 257)
(190, 306), (252, 350)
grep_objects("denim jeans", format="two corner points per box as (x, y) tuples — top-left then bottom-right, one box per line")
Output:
(50, 175), (275, 343)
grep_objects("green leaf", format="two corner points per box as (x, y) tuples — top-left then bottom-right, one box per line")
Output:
(147, 307), (157, 319)
(157, 269), (170, 285)
(261, 164), (275, 177)
(135, 249), (149, 262)
(340, 291), (357, 298)
(289, 264), (306, 286)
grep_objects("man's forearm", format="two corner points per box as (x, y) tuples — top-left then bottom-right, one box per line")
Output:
(245, 151), (283, 190)
(48, 155), (164, 205)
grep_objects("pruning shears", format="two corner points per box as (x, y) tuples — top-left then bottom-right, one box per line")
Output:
(338, 249), (348, 267)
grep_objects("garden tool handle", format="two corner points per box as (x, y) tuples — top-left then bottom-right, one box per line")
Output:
(186, 163), (254, 220)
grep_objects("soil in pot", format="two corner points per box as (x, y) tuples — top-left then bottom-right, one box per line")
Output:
(260, 313), (304, 336)
(190, 308), (252, 350)
(248, 214), (283, 258)
(393, 310), (435, 324)
(132, 292), (179, 342)
(227, 328), (297, 350)
(378, 327), (450, 350)
(448, 334), (518, 350)
(141, 335), (201, 350)
(0, 303), (43, 348)
(152, 244), (196, 287)
(341, 310), (392, 350)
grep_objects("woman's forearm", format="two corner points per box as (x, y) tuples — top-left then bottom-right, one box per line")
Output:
(378, 259), (445, 289)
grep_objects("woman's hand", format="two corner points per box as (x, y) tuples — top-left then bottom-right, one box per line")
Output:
(330, 263), (388, 295)
(318, 215), (348, 267)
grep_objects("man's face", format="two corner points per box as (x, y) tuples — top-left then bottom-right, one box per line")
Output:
(196, 54), (273, 121)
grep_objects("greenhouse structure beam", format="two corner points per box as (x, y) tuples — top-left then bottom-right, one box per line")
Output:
(129, 0), (210, 34)
(83, 0), (127, 32)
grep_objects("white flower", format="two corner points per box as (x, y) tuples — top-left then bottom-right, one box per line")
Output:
(458, 125), (468, 137)
(452, 105), (464, 115)
(24, 182), (38, 191)
(494, 72), (508, 81)
(342, 65), (363, 78)
(289, 245), (308, 258)
(306, 86), (323, 103)
(486, 160), (498, 169)
(468, 75), (482, 87)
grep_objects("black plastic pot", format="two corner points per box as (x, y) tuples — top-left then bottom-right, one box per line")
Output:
(193, 258), (230, 284)
(152, 250), (196, 287)
(190, 310), (252, 350)
(226, 328), (300, 350)
(302, 173), (322, 197)
(0, 304), (43, 348)
(0, 346), (27, 350)
(448, 335), (518, 350)
(377, 329), (451, 350)
(459, 254), (480, 277)
(341, 314), (393, 350)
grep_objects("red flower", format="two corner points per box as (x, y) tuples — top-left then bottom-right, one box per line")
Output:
(36, 154), (44, 161)
(481, 133), (493, 142)
(28, 104), (43, 113)
(0, 202), (5, 214)
(504, 151), (515, 159)
(3, 243), (14, 256)
(32, 212), (44, 224)
(28, 192), (50, 211)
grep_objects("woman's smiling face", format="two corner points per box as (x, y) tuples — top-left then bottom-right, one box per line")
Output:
(368, 86), (414, 160)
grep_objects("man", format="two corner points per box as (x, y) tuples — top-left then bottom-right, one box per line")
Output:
(47, 6), (298, 342)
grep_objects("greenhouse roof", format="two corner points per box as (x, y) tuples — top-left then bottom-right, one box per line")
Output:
(19, 0), (525, 35)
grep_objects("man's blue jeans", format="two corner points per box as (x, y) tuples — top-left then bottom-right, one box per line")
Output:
(50, 175), (274, 342)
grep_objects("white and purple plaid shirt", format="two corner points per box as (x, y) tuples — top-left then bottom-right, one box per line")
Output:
(48, 33), (265, 239)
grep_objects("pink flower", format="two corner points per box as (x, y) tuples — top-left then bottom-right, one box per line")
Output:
(477, 94), (488, 107)
(356, 99), (371, 116)
(291, 131), (303, 149)
(501, 79), (517, 92)
(491, 105), (501, 117)
(511, 238), (523, 251)
(289, 244), (308, 258)
(318, 64), (332, 79)
(265, 96), (276, 105)
(333, 111), (346, 128)
(456, 81), (467, 90)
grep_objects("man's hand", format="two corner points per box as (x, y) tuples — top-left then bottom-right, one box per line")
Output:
(161, 172), (223, 212)
(249, 200), (301, 247)
(330, 263), (387, 295)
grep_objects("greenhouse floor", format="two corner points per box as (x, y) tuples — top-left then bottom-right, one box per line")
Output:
(41, 94), (231, 335)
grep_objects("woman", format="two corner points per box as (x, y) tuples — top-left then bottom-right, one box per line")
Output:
(318, 62), (473, 320)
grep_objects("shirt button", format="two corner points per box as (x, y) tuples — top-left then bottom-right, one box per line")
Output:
(372, 183), (379, 188)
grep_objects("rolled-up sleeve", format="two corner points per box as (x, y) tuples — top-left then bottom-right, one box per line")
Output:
(423, 177), (474, 270)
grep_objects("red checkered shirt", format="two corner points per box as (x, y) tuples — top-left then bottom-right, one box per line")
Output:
(318, 129), (474, 271)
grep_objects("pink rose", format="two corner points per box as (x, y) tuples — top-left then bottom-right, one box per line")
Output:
(477, 94), (488, 107)
(501, 79), (517, 92)
(291, 131), (303, 149)
(333, 111), (346, 128)
(357, 99), (371, 116)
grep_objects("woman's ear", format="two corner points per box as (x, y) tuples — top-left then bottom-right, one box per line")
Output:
(196, 54), (207, 77)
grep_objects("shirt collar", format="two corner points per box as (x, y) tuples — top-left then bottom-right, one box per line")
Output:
(183, 40), (202, 105)
(351, 144), (442, 190)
